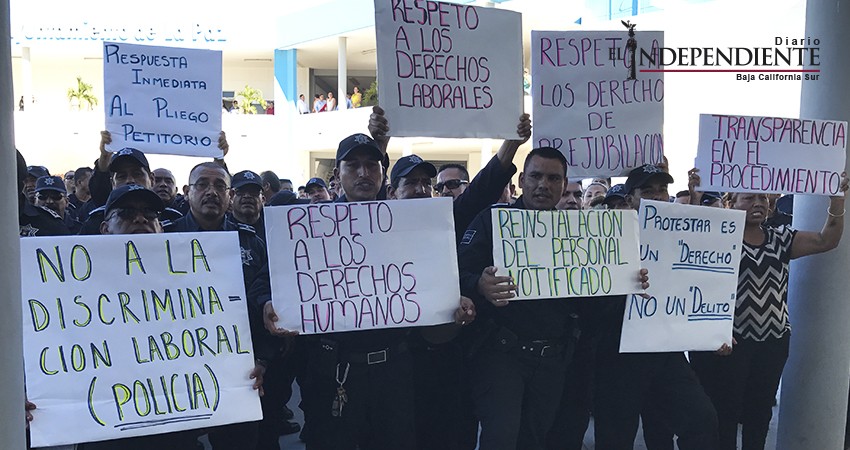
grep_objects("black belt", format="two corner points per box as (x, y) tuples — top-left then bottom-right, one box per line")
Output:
(340, 341), (408, 365)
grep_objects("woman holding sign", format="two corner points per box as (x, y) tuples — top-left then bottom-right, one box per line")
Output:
(689, 169), (849, 450)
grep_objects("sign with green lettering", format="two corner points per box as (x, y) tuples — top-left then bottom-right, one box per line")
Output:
(21, 232), (260, 446)
(491, 208), (642, 300)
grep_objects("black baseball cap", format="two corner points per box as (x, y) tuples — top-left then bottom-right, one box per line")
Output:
(268, 190), (310, 206)
(232, 170), (263, 190)
(602, 184), (628, 206)
(35, 176), (66, 194)
(700, 191), (722, 205)
(109, 148), (150, 172)
(390, 154), (437, 184)
(336, 133), (382, 166)
(27, 165), (50, 179)
(104, 185), (164, 216)
(625, 164), (674, 193)
(305, 177), (327, 189)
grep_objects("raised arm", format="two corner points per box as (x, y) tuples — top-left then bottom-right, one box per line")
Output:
(790, 172), (849, 259)
(495, 113), (531, 169)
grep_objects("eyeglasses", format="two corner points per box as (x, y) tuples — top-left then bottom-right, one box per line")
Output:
(435, 179), (468, 192)
(36, 193), (64, 202)
(190, 181), (229, 193)
(108, 207), (160, 221)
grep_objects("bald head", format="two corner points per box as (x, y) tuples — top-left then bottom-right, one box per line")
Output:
(152, 168), (178, 203)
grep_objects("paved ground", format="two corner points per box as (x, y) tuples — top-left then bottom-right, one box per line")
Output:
(227, 384), (781, 449)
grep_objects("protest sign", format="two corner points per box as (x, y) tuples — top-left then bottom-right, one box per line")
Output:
(492, 208), (642, 300)
(374, 0), (523, 138)
(694, 113), (847, 195)
(619, 200), (745, 352)
(265, 198), (461, 334)
(103, 41), (223, 157)
(22, 232), (261, 447)
(531, 30), (664, 178)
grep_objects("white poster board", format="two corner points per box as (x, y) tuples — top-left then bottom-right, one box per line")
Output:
(694, 113), (847, 195)
(103, 42), (223, 157)
(532, 30), (664, 178)
(265, 198), (461, 334)
(374, 0), (523, 138)
(619, 200), (745, 352)
(491, 208), (642, 300)
(22, 232), (261, 447)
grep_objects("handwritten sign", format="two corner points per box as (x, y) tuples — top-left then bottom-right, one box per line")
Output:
(22, 232), (261, 447)
(619, 200), (745, 352)
(531, 30), (665, 178)
(374, 0), (523, 138)
(103, 42), (223, 157)
(694, 113), (847, 195)
(264, 198), (461, 334)
(492, 208), (642, 300)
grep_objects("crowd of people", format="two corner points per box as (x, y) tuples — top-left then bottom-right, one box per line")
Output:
(17, 105), (849, 450)
(297, 86), (363, 114)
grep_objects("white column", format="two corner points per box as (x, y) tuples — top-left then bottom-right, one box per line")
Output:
(777, 0), (850, 448)
(402, 141), (414, 157)
(21, 46), (31, 110)
(480, 141), (493, 169)
(338, 37), (347, 110)
(0, 0), (25, 448)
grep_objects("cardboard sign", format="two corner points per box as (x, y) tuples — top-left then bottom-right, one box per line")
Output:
(22, 232), (261, 447)
(103, 42), (223, 157)
(491, 208), (642, 300)
(532, 30), (665, 178)
(374, 0), (523, 138)
(619, 200), (745, 352)
(264, 198), (461, 334)
(694, 113), (847, 195)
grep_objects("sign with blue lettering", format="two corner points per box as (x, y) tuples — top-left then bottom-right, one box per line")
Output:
(491, 208), (643, 300)
(619, 200), (745, 352)
(694, 113), (847, 195)
(21, 232), (261, 446)
(103, 42), (222, 157)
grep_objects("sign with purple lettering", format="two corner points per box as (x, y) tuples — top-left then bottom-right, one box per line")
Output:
(103, 42), (223, 157)
(694, 114), (847, 195)
(374, 0), (523, 138)
(21, 232), (261, 447)
(264, 198), (461, 334)
(619, 200), (745, 352)
(532, 30), (665, 178)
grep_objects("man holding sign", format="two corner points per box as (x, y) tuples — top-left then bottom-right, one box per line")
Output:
(458, 147), (648, 450)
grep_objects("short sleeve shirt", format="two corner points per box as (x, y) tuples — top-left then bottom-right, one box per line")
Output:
(734, 226), (796, 341)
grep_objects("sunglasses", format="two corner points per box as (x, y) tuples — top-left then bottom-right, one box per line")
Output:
(434, 179), (468, 192)
(108, 207), (160, 221)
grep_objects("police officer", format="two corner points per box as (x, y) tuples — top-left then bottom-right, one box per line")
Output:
(264, 134), (416, 450)
(78, 148), (183, 234)
(458, 147), (644, 450)
(228, 170), (267, 242)
(165, 162), (273, 450)
(152, 168), (190, 215)
(592, 164), (719, 450)
(17, 151), (67, 237)
(34, 175), (81, 234)
(23, 165), (49, 204)
(304, 177), (331, 203)
(68, 167), (93, 211)
(387, 154), (477, 450)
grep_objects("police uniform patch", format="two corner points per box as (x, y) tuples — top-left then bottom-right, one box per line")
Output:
(461, 229), (476, 245)
(20, 224), (38, 237)
(240, 247), (254, 265)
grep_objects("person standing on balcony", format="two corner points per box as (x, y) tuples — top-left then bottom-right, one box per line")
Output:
(327, 91), (337, 111)
(297, 94), (309, 114)
(351, 86), (362, 108)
